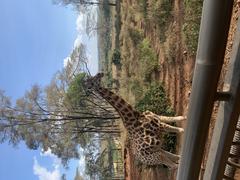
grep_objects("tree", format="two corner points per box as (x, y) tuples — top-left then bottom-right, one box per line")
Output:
(0, 48), (120, 167)
(53, 0), (116, 38)
(84, 141), (110, 179)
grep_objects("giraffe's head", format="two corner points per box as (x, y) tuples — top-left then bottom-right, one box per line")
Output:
(83, 73), (104, 92)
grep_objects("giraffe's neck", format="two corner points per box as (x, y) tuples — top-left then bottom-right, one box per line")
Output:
(94, 86), (140, 130)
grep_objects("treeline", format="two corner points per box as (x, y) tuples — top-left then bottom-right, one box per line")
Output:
(0, 46), (121, 179)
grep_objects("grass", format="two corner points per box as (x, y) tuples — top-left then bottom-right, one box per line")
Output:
(183, 0), (203, 55)
(138, 0), (148, 18)
(164, 34), (177, 63)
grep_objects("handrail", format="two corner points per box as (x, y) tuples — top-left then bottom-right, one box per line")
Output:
(203, 17), (240, 179)
(176, 0), (234, 179)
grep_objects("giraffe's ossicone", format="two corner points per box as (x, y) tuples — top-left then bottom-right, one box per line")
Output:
(84, 73), (186, 168)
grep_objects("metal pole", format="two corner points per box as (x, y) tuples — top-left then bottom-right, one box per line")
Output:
(176, 0), (233, 179)
(203, 17), (240, 180)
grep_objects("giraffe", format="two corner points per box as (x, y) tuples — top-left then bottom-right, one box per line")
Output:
(84, 73), (185, 168)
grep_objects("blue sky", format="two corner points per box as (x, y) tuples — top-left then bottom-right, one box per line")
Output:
(0, 0), (97, 179)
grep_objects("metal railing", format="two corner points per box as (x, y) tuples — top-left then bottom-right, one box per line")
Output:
(203, 16), (240, 179)
(176, 0), (234, 179)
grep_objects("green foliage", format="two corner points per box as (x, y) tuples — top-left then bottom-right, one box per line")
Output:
(137, 0), (174, 42)
(65, 73), (87, 107)
(156, 0), (173, 27)
(135, 84), (177, 153)
(138, 39), (159, 81)
(149, 0), (174, 42)
(128, 27), (144, 46)
(111, 49), (121, 67)
(183, 0), (203, 55)
(135, 84), (174, 116)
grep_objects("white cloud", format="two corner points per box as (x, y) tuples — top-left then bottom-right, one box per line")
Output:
(40, 148), (55, 158)
(76, 13), (85, 33)
(78, 155), (85, 172)
(74, 13), (85, 49)
(33, 157), (61, 180)
(34, 148), (89, 180)
(63, 13), (85, 67)
(74, 35), (83, 48)
(86, 52), (92, 62)
(40, 148), (61, 169)
(86, 52), (98, 75)
(63, 56), (71, 67)
(78, 148), (86, 177)
(63, 8), (98, 72)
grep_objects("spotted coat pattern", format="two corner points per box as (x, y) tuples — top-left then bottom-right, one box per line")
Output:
(84, 73), (185, 168)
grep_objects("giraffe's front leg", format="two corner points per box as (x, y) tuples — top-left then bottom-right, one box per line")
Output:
(159, 149), (180, 162)
(143, 110), (186, 123)
(161, 122), (184, 134)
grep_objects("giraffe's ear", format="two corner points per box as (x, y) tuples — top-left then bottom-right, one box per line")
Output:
(82, 78), (92, 92)
(83, 84), (92, 96)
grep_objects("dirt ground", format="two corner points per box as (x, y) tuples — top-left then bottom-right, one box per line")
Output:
(114, 0), (240, 179)
(119, 0), (192, 178)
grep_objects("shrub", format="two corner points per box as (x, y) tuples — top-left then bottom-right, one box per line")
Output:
(111, 49), (121, 67)
(138, 39), (159, 81)
(148, 0), (174, 42)
(135, 84), (177, 153)
(135, 84), (174, 116)
(128, 27), (144, 46)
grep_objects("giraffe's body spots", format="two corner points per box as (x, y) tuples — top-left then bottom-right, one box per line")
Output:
(84, 73), (186, 168)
